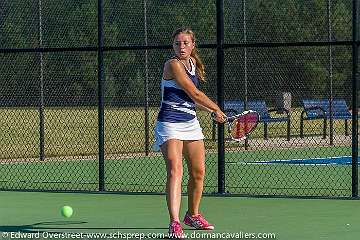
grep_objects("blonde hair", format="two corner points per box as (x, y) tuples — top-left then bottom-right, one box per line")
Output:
(172, 27), (206, 81)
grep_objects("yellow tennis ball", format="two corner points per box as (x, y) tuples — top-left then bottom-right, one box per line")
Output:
(60, 206), (73, 218)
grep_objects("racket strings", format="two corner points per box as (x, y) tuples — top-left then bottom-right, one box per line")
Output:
(230, 113), (258, 140)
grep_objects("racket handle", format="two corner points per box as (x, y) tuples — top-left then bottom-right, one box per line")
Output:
(211, 112), (228, 122)
(226, 116), (235, 122)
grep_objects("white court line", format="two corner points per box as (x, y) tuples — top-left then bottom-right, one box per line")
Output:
(227, 156), (353, 165)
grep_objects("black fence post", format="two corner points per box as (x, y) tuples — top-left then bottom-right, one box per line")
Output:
(38, 0), (45, 161)
(217, 0), (225, 194)
(144, 0), (150, 156)
(327, 0), (334, 146)
(98, 0), (105, 192)
(351, 0), (358, 198)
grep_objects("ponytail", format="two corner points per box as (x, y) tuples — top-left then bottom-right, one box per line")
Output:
(191, 48), (206, 81)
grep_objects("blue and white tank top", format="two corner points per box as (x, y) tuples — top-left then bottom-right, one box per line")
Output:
(157, 57), (199, 123)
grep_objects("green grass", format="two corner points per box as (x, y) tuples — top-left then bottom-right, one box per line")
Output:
(0, 107), (356, 159)
(0, 106), (357, 197)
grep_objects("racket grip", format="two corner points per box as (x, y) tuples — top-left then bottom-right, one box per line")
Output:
(212, 112), (228, 122)
(227, 116), (235, 122)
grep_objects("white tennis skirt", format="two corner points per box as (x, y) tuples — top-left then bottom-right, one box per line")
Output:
(153, 118), (204, 151)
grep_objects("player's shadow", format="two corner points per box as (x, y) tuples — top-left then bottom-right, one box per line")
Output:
(0, 221), (167, 233)
(0, 221), (87, 233)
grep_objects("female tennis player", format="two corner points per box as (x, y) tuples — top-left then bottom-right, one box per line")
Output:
(154, 27), (226, 238)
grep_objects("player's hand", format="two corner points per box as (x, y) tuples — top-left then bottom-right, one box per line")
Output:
(213, 110), (226, 123)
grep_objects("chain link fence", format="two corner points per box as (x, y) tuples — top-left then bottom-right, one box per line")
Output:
(0, 0), (358, 198)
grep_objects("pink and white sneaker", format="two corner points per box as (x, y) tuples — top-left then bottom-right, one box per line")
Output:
(183, 212), (215, 230)
(168, 220), (185, 239)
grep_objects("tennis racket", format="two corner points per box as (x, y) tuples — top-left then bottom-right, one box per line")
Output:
(212, 110), (260, 142)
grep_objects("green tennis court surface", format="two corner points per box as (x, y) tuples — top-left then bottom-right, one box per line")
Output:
(0, 191), (359, 240)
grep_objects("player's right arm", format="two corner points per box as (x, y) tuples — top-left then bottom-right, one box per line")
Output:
(163, 59), (226, 123)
